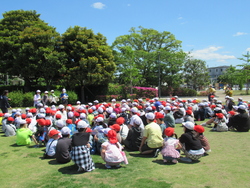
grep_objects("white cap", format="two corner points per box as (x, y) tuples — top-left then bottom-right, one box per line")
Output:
(61, 127), (71, 135)
(27, 113), (33, 118)
(19, 119), (27, 125)
(164, 106), (171, 111)
(96, 117), (104, 122)
(134, 117), (142, 125)
(145, 112), (155, 120)
(131, 107), (138, 113)
(77, 120), (88, 128)
(66, 106), (72, 111)
(58, 104), (64, 109)
(97, 107), (104, 113)
(38, 113), (45, 118)
(51, 90), (54, 92)
(80, 113), (86, 119)
(76, 101), (81, 104)
(121, 99), (126, 103)
(4, 113), (11, 118)
(39, 108), (45, 113)
(15, 112), (21, 116)
(182, 121), (194, 130)
(238, 105), (246, 110)
(37, 103), (43, 107)
(36, 90), (41, 93)
(146, 106), (152, 111)
(121, 107), (126, 112)
(68, 111), (74, 118)
(91, 106), (96, 110)
(100, 128), (111, 135)
(56, 120), (65, 128)
(111, 99), (116, 102)
(44, 91), (48, 94)
(94, 100), (99, 103)
(62, 88), (66, 92)
(106, 107), (113, 114)
(110, 113), (117, 119)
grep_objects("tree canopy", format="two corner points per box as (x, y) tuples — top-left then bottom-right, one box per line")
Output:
(112, 26), (185, 88)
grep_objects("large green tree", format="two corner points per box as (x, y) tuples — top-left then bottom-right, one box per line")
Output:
(183, 58), (209, 90)
(112, 26), (184, 87)
(0, 10), (63, 90)
(60, 26), (116, 101)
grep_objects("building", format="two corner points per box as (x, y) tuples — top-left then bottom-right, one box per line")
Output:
(208, 65), (230, 84)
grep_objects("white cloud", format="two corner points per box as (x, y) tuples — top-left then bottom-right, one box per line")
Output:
(127, 4), (131, 6)
(246, 48), (250, 52)
(92, 2), (106, 9)
(233, 32), (247, 36)
(178, 16), (183, 20)
(190, 46), (236, 62)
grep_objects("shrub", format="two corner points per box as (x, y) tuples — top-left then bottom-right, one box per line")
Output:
(8, 90), (24, 107)
(22, 92), (34, 107)
(198, 91), (207, 96)
(67, 90), (78, 105)
(132, 87), (158, 98)
(161, 86), (197, 97)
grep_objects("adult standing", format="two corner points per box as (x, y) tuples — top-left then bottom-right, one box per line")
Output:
(60, 88), (69, 108)
(206, 85), (216, 102)
(41, 91), (49, 106)
(33, 90), (41, 108)
(0, 90), (11, 113)
(49, 90), (58, 106)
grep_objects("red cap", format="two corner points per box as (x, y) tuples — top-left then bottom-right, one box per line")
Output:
(7, 117), (14, 122)
(216, 113), (224, 119)
(210, 105), (216, 109)
(110, 124), (121, 132)
(21, 114), (27, 119)
(228, 111), (236, 115)
(37, 119), (46, 126)
(115, 103), (121, 108)
(186, 110), (192, 115)
(88, 109), (93, 114)
(187, 106), (193, 110)
(107, 130), (118, 144)
(66, 119), (73, 124)
(194, 125), (205, 133)
(164, 127), (175, 137)
(116, 117), (125, 125)
(55, 114), (61, 119)
(155, 112), (164, 119)
(45, 119), (51, 126)
(46, 108), (51, 114)
(49, 129), (60, 137)
(0, 113), (3, 117)
(152, 106), (156, 110)
(26, 118), (31, 124)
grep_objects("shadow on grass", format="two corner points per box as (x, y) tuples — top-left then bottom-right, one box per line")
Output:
(10, 143), (23, 147)
(152, 159), (177, 166)
(58, 164), (82, 174)
(48, 159), (70, 165)
(129, 153), (154, 158)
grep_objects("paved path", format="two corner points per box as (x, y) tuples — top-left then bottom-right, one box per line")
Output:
(160, 90), (250, 102)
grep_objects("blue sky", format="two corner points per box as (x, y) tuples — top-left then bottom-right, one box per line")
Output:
(1, 0), (250, 67)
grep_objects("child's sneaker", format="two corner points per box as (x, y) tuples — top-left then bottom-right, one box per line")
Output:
(115, 165), (121, 168)
(172, 159), (178, 164)
(105, 164), (112, 169)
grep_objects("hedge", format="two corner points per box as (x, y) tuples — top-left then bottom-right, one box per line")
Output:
(7, 90), (78, 107)
(161, 86), (197, 97)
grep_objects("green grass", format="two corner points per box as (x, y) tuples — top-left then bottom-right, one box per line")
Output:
(0, 123), (250, 188)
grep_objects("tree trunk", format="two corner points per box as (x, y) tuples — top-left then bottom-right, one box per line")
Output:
(24, 77), (31, 92)
(81, 85), (85, 103)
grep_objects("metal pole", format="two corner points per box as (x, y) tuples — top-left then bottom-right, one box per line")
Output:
(158, 52), (161, 98)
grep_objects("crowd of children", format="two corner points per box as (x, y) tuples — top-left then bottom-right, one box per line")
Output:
(1, 93), (250, 172)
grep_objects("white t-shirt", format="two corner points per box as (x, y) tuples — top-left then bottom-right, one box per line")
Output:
(45, 139), (58, 156)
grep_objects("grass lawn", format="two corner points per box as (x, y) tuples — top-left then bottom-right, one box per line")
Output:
(0, 122), (249, 188)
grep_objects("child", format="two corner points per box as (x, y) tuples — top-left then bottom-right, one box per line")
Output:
(71, 120), (95, 172)
(212, 113), (228, 132)
(101, 130), (125, 169)
(66, 119), (76, 137)
(44, 129), (60, 158)
(4, 117), (16, 137)
(161, 127), (180, 164)
(194, 125), (211, 154)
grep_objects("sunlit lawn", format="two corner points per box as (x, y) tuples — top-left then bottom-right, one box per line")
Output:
(0, 122), (249, 188)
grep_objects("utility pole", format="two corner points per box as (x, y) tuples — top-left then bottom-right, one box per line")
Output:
(158, 52), (161, 98)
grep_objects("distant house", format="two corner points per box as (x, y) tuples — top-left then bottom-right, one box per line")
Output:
(208, 65), (230, 83)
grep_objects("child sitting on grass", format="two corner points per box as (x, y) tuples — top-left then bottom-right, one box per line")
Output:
(161, 127), (181, 164)
(194, 125), (211, 154)
(101, 130), (125, 169)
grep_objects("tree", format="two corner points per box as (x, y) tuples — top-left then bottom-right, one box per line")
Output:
(0, 10), (64, 90)
(217, 65), (245, 90)
(183, 58), (210, 90)
(238, 52), (250, 93)
(60, 26), (116, 102)
(112, 26), (184, 87)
